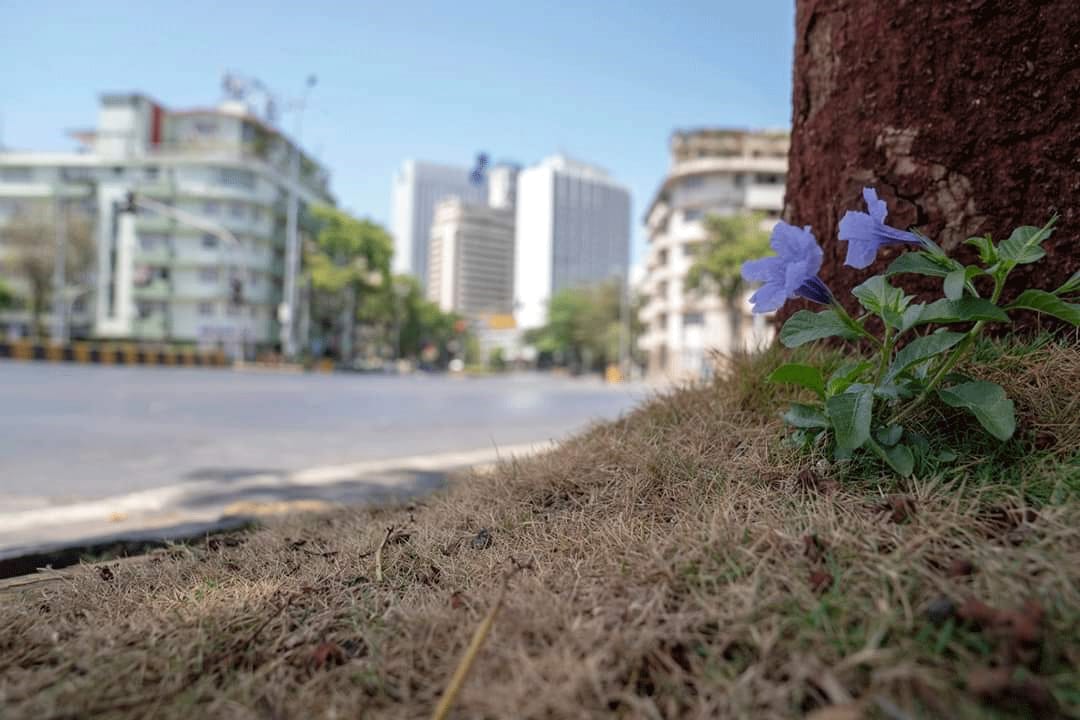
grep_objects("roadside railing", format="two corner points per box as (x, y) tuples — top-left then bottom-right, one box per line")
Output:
(0, 340), (228, 368)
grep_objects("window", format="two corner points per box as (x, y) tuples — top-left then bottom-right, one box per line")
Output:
(217, 168), (255, 189)
(201, 234), (219, 249)
(657, 248), (668, 266)
(0, 167), (33, 182)
(203, 200), (220, 216)
(247, 269), (258, 284)
(61, 167), (94, 182)
(194, 119), (218, 136)
(684, 312), (705, 326)
(733, 174), (746, 188)
(144, 166), (160, 181)
(249, 306), (258, 318)
(754, 173), (783, 185)
(682, 175), (704, 190)
(229, 201), (245, 218)
(198, 268), (220, 283)
(226, 304), (241, 317)
(683, 208), (703, 222)
(683, 243), (700, 258)
(139, 233), (170, 251)
(198, 302), (214, 316)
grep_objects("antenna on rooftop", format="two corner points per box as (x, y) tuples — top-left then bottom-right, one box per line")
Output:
(220, 71), (281, 127)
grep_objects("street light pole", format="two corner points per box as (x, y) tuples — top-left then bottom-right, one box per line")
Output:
(281, 74), (317, 359)
(50, 185), (67, 344)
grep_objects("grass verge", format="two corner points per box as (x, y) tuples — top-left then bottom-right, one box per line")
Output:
(1, 339), (1078, 719)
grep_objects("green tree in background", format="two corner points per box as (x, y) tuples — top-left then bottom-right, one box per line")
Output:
(0, 280), (14, 310)
(685, 212), (771, 300)
(303, 204), (393, 359)
(526, 279), (642, 374)
(0, 204), (95, 339)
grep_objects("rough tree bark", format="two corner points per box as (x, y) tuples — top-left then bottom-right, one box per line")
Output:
(781, 0), (1080, 329)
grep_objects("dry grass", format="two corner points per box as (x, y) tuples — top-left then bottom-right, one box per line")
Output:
(2, 340), (1078, 719)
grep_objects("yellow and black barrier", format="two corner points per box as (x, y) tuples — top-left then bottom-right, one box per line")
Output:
(0, 341), (228, 368)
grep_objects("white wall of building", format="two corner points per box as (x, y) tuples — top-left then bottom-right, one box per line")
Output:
(638, 130), (788, 380)
(0, 92), (333, 349)
(514, 155), (630, 330)
(390, 160), (486, 285)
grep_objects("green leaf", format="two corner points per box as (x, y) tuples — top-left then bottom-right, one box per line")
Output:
(944, 268), (966, 301)
(868, 434), (914, 476)
(1006, 289), (1080, 326)
(876, 424), (904, 447)
(783, 403), (829, 429)
(827, 361), (872, 396)
(882, 443), (915, 477)
(936, 448), (957, 463)
(938, 381), (1016, 441)
(1055, 269), (1080, 296)
(852, 275), (911, 328)
(998, 218), (1056, 265)
(779, 309), (861, 348)
(874, 381), (915, 402)
(886, 251), (959, 279)
(965, 235), (997, 264)
(826, 383), (873, 450)
(886, 331), (966, 381)
(903, 298), (1010, 331)
(769, 363), (826, 398)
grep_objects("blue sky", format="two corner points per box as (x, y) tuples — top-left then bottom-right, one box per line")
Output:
(0, 0), (795, 263)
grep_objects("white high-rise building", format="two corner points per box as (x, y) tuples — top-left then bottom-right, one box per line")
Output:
(514, 154), (631, 329)
(427, 198), (515, 317)
(390, 160), (486, 285)
(638, 128), (788, 380)
(0, 92), (333, 350)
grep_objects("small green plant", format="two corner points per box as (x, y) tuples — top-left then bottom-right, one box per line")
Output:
(742, 188), (1079, 476)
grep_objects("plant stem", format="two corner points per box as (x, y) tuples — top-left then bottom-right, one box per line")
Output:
(890, 275), (1006, 425)
(831, 301), (883, 350)
(875, 324), (893, 384)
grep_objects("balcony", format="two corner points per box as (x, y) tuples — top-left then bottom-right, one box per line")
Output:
(131, 314), (168, 340)
(133, 279), (171, 301)
(134, 247), (173, 265)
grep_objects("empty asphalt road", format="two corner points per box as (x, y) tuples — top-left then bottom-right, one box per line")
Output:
(0, 362), (648, 512)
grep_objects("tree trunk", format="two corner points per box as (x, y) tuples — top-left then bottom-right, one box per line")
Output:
(781, 0), (1080, 329)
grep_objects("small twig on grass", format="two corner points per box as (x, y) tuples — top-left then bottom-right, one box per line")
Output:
(431, 558), (531, 720)
(375, 525), (394, 582)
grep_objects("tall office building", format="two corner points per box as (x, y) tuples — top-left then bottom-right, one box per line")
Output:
(427, 198), (515, 317)
(514, 154), (631, 329)
(390, 160), (486, 285)
(0, 92), (333, 349)
(638, 128), (788, 379)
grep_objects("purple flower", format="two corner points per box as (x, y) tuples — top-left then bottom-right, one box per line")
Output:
(741, 222), (833, 314)
(839, 187), (920, 268)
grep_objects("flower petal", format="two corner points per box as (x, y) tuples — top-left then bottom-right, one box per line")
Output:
(863, 187), (888, 223)
(748, 281), (787, 314)
(769, 221), (814, 259)
(741, 256), (783, 283)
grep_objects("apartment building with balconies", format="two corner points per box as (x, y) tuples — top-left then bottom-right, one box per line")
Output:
(0, 92), (333, 351)
(638, 129), (788, 379)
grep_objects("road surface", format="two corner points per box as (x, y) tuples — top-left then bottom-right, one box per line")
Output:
(0, 362), (648, 555)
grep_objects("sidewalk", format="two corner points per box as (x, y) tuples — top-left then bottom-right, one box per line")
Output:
(0, 442), (548, 571)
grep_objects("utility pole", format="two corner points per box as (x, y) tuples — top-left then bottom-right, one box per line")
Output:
(619, 268), (630, 380)
(50, 184), (67, 345)
(281, 74), (317, 359)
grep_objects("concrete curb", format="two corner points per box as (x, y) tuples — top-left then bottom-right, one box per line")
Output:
(0, 442), (549, 577)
